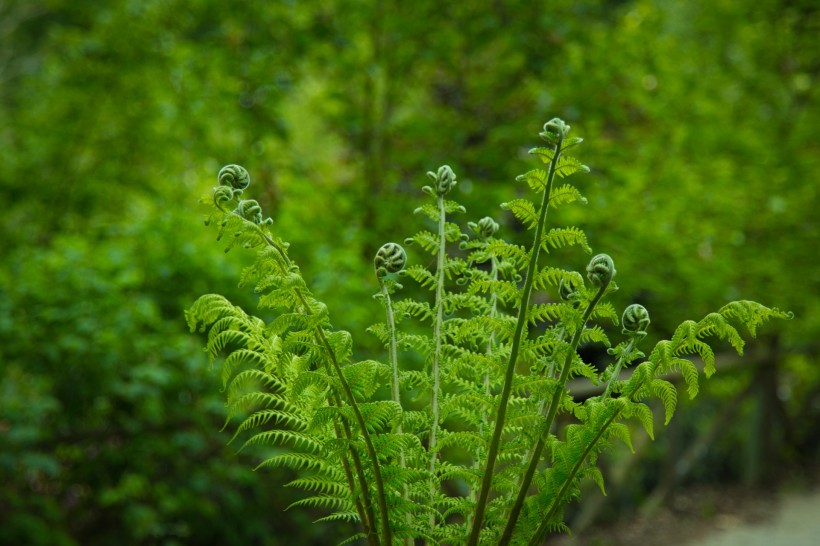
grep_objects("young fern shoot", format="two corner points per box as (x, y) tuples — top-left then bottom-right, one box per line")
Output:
(187, 118), (792, 546)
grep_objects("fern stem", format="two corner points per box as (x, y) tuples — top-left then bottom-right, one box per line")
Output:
(466, 132), (564, 546)
(515, 325), (568, 485)
(428, 193), (447, 535)
(483, 255), (500, 426)
(525, 338), (641, 544)
(498, 284), (606, 546)
(546, 326), (566, 379)
(335, 418), (382, 546)
(526, 402), (623, 546)
(252, 224), (393, 546)
(382, 284), (403, 424)
(380, 281), (413, 546)
(468, 255), (499, 529)
(310, 313), (393, 546)
(602, 339), (635, 400)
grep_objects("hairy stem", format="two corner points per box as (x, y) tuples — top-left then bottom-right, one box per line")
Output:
(468, 255), (499, 529)
(429, 193), (447, 535)
(526, 404), (623, 546)
(312, 312), (393, 546)
(498, 284), (606, 546)
(335, 418), (381, 546)
(381, 281), (412, 546)
(602, 338), (635, 400)
(526, 338), (642, 545)
(381, 284), (403, 428)
(253, 223), (393, 546)
(516, 325), (568, 488)
(546, 326), (567, 379)
(466, 133), (564, 546)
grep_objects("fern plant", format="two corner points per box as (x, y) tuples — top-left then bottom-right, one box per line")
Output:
(186, 119), (792, 545)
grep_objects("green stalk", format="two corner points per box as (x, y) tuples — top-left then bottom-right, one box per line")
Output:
(381, 283), (403, 430)
(602, 339), (635, 400)
(335, 418), (381, 546)
(468, 255), (499, 530)
(428, 193), (447, 534)
(498, 285), (606, 546)
(380, 280), (413, 546)
(312, 316), (393, 546)
(516, 325), (568, 487)
(253, 224), (393, 546)
(546, 326), (566, 379)
(526, 405), (622, 546)
(526, 349), (645, 546)
(466, 133), (564, 546)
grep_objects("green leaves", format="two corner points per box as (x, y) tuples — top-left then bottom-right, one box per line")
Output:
(188, 120), (792, 546)
(502, 199), (539, 230)
(527, 148), (590, 178)
(541, 227), (592, 254)
(719, 300), (794, 338)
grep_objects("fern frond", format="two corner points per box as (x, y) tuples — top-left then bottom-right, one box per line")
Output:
(718, 300), (793, 337)
(406, 230), (441, 254)
(517, 168), (550, 192)
(312, 511), (361, 524)
(501, 199), (539, 230)
(326, 330), (354, 363)
(605, 422), (634, 453)
(468, 278), (521, 305)
(484, 240), (529, 269)
(528, 147), (557, 164)
(591, 301), (620, 326)
(580, 324), (610, 347)
(341, 360), (388, 401)
(555, 155), (590, 178)
(404, 264), (438, 290)
(394, 299), (434, 322)
(186, 294), (240, 332)
(220, 348), (271, 387)
(414, 199), (466, 221)
(338, 533), (368, 546)
(434, 430), (487, 454)
(648, 379), (678, 424)
(355, 401), (402, 433)
(540, 227), (592, 254)
(285, 475), (350, 497)
(549, 183), (588, 207)
(240, 429), (324, 454)
(225, 368), (287, 404)
(527, 303), (564, 325)
(570, 356), (599, 383)
(621, 400), (655, 440)
(229, 409), (307, 444)
(256, 452), (329, 473)
(528, 148), (589, 179)
(288, 494), (355, 513)
(444, 222), (466, 243)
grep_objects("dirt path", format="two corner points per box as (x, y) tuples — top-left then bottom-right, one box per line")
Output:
(551, 476), (820, 546)
(682, 488), (820, 546)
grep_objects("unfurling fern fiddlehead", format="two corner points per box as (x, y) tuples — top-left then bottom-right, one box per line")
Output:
(188, 118), (792, 546)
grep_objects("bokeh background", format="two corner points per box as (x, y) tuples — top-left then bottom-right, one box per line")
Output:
(1, 0), (817, 544)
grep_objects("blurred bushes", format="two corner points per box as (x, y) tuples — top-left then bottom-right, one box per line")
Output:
(0, 0), (817, 543)
(0, 205), (343, 544)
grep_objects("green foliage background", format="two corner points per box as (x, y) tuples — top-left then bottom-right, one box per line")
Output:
(1, 0), (817, 544)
